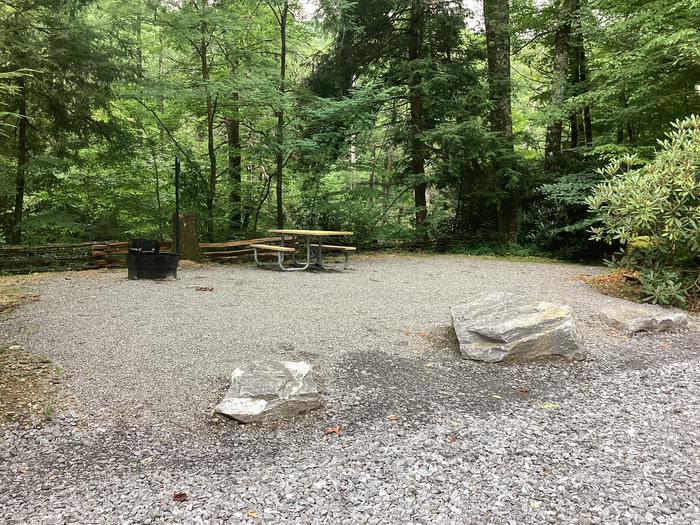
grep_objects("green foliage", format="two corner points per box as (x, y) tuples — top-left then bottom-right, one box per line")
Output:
(585, 0), (700, 145)
(588, 115), (700, 304)
(1, 0), (698, 268)
(524, 152), (608, 260)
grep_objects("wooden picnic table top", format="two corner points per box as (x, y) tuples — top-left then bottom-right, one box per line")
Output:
(268, 229), (353, 236)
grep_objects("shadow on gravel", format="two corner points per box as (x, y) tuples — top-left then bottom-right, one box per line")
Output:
(325, 324), (700, 427)
(327, 349), (533, 425)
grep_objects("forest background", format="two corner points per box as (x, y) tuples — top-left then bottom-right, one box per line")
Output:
(1, 0), (698, 262)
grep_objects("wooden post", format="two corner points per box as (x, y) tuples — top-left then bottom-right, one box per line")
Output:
(172, 212), (202, 261)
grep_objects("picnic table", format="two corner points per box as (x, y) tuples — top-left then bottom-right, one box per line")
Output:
(250, 229), (355, 271)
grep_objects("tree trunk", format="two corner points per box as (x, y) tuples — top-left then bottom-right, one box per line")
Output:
(253, 173), (272, 235)
(273, 2), (288, 229)
(172, 212), (202, 261)
(579, 42), (593, 145)
(226, 95), (242, 237)
(484, 0), (513, 139)
(568, 0), (592, 149)
(583, 104), (592, 146)
(369, 145), (376, 204)
(199, 5), (216, 242)
(136, 11), (143, 80)
(148, 139), (164, 240)
(484, 0), (520, 244)
(569, 111), (579, 149)
(616, 127), (624, 144)
(408, 0), (427, 240)
(205, 103), (216, 242)
(11, 76), (28, 245)
(545, 0), (575, 162)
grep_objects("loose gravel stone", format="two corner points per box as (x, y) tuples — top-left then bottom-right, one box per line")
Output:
(1, 256), (699, 524)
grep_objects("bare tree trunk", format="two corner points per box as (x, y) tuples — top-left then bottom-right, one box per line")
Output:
(253, 172), (272, 235)
(148, 140), (164, 239)
(484, 0), (520, 244)
(569, 111), (579, 149)
(271, 1), (289, 229)
(369, 145), (376, 205)
(11, 77), (28, 245)
(579, 41), (593, 145)
(484, 0), (513, 139)
(136, 10), (143, 80)
(198, 2), (217, 242)
(616, 127), (624, 144)
(408, 0), (428, 241)
(545, 0), (575, 162)
(226, 94), (242, 237)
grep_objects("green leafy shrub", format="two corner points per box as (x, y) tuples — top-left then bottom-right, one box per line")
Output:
(587, 115), (700, 305)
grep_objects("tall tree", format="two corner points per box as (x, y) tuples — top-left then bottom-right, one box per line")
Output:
(587, 0), (700, 146)
(0, 0), (123, 243)
(268, 0), (289, 229)
(483, 0), (520, 243)
(544, 0), (575, 162)
(312, 0), (471, 241)
(408, 0), (427, 235)
(11, 75), (27, 244)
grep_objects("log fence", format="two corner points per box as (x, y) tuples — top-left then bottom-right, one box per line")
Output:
(0, 237), (283, 274)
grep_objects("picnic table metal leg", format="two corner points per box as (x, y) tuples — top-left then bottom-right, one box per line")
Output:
(313, 237), (329, 270)
(308, 237), (351, 270)
(278, 235), (311, 272)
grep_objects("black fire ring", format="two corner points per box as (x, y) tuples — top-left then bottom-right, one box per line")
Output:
(127, 239), (178, 280)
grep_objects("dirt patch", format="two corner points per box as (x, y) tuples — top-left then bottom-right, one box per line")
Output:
(408, 325), (459, 354)
(179, 259), (207, 269)
(584, 270), (644, 303)
(0, 274), (42, 314)
(0, 345), (67, 424)
(584, 270), (700, 312)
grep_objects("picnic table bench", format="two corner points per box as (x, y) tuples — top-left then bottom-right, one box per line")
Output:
(251, 229), (355, 271)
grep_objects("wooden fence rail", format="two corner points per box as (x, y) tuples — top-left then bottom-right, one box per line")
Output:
(0, 242), (100, 274)
(0, 237), (283, 274)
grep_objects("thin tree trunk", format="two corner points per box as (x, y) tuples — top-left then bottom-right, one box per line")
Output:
(199, 10), (217, 242)
(148, 140), (164, 240)
(570, 111), (579, 149)
(484, 0), (520, 244)
(578, 33), (593, 145)
(408, 0), (427, 241)
(583, 104), (592, 145)
(273, 2), (288, 229)
(226, 94), (242, 237)
(253, 172), (272, 235)
(11, 77), (28, 245)
(136, 11), (143, 80)
(616, 127), (624, 144)
(369, 145), (376, 204)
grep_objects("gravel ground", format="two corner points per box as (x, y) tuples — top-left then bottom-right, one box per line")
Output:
(1, 255), (699, 524)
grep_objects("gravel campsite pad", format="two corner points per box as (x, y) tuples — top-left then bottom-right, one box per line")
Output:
(1, 255), (699, 524)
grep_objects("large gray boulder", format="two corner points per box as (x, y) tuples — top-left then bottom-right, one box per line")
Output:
(216, 361), (321, 423)
(601, 304), (688, 335)
(451, 292), (586, 363)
